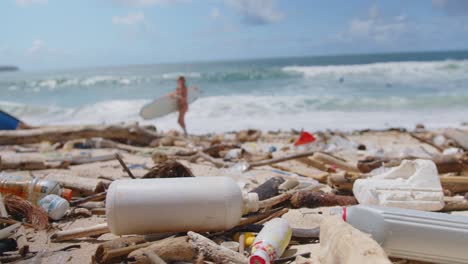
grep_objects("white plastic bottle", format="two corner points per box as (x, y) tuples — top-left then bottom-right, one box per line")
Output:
(249, 218), (292, 264)
(106, 177), (259, 235)
(332, 205), (468, 264)
(38, 194), (70, 220)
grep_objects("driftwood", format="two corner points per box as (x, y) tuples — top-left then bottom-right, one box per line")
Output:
(70, 192), (107, 207)
(297, 157), (333, 172)
(312, 152), (360, 173)
(188, 231), (247, 264)
(245, 151), (316, 171)
(143, 252), (167, 264)
(0, 193), (9, 217)
(409, 132), (443, 152)
(319, 216), (391, 264)
(0, 154), (68, 170)
(250, 177), (285, 200)
(358, 154), (467, 174)
(257, 208), (289, 224)
(115, 153), (136, 179)
(128, 236), (196, 264)
(237, 208), (285, 226)
(64, 138), (155, 153)
(290, 191), (358, 208)
(0, 124), (159, 146)
(39, 173), (108, 196)
(51, 223), (109, 241)
(189, 151), (228, 168)
(327, 171), (363, 191)
(272, 161), (329, 183)
(440, 176), (468, 194)
(444, 129), (468, 151)
(94, 236), (147, 263)
(441, 196), (468, 212)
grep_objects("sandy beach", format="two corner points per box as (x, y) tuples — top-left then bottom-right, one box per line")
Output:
(0, 123), (465, 264)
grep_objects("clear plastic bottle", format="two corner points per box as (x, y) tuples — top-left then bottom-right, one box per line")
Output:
(0, 174), (73, 203)
(249, 218), (292, 264)
(332, 205), (468, 264)
(106, 177), (259, 235)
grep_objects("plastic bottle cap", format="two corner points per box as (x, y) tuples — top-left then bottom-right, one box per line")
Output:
(249, 249), (270, 264)
(243, 192), (259, 214)
(61, 188), (73, 201)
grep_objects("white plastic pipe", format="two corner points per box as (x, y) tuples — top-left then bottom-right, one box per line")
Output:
(106, 177), (259, 235)
(332, 205), (468, 264)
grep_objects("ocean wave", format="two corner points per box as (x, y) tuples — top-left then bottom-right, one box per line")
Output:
(283, 59), (468, 81)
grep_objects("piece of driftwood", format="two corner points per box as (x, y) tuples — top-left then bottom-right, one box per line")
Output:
(441, 196), (468, 211)
(296, 157), (333, 172)
(91, 208), (106, 215)
(440, 176), (468, 194)
(290, 191), (358, 208)
(0, 154), (68, 170)
(358, 154), (467, 174)
(40, 173), (108, 197)
(128, 236), (195, 264)
(319, 216), (391, 264)
(257, 208), (289, 224)
(0, 193), (9, 217)
(312, 152), (360, 173)
(444, 129), (468, 151)
(0, 222), (21, 239)
(94, 236), (147, 264)
(143, 251), (167, 264)
(203, 144), (240, 158)
(272, 161), (329, 183)
(0, 124), (159, 146)
(189, 151), (228, 168)
(278, 179), (299, 193)
(51, 223), (109, 241)
(237, 208), (284, 226)
(327, 171), (363, 191)
(245, 151), (316, 171)
(250, 177), (285, 200)
(188, 231), (247, 264)
(258, 185), (323, 209)
(408, 132), (443, 152)
(115, 153), (136, 179)
(69, 154), (116, 165)
(70, 192), (107, 207)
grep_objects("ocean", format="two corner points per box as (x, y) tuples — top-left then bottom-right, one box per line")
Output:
(1, 50), (467, 134)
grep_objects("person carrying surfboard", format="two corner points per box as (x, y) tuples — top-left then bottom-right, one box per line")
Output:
(172, 76), (189, 135)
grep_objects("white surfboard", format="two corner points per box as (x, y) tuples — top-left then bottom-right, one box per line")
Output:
(139, 87), (200, 120)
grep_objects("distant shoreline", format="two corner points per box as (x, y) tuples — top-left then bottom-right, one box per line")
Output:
(0, 66), (19, 72)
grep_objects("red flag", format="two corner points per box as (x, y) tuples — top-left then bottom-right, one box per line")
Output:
(294, 131), (316, 146)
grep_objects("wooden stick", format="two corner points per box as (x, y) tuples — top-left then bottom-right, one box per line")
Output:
(0, 124), (159, 146)
(144, 251), (167, 264)
(115, 153), (136, 179)
(188, 231), (247, 264)
(246, 151), (316, 171)
(40, 173), (108, 197)
(0, 154), (68, 170)
(69, 154), (116, 165)
(70, 192), (107, 207)
(408, 132), (443, 152)
(444, 129), (468, 151)
(237, 208), (284, 226)
(190, 151), (228, 168)
(257, 208), (289, 224)
(51, 223), (109, 241)
(441, 196), (468, 212)
(128, 236), (195, 264)
(312, 152), (360, 173)
(441, 176), (468, 194)
(94, 236), (148, 264)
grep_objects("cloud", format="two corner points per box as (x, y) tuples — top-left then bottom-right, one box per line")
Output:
(16, 0), (47, 7)
(27, 39), (45, 55)
(112, 12), (145, 25)
(225, 0), (284, 25)
(112, 0), (190, 7)
(432, 0), (468, 15)
(343, 5), (408, 42)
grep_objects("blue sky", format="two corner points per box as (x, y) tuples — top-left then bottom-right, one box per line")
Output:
(1, 0), (468, 70)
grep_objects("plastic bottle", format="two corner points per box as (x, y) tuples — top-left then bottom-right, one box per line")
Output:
(0, 174), (73, 204)
(249, 218), (292, 264)
(331, 205), (468, 264)
(106, 177), (259, 235)
(38, 194), (70, 220)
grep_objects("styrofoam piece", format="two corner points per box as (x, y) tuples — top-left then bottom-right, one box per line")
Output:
(106, 177), (259, 235)
(353, 159), (444, 211)
(332, 205), (468, 264)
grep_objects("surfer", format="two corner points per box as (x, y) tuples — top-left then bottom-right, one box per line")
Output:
(172, 76), (189, 135)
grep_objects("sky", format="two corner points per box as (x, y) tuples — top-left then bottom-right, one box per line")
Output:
(1, 0), (468, 70)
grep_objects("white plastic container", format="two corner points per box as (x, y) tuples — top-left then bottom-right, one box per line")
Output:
(106, 177), (259, 235)
(332, 205), (468, 264)
(353, 159), (445, 211)
(38, 194), (70, 220)
(249, 218), (292, 264)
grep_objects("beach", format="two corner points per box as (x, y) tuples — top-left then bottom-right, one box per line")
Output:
(0, 123), (466, 263)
